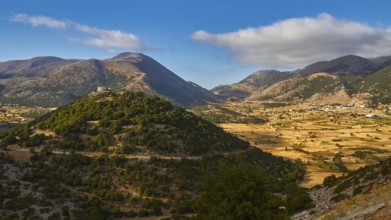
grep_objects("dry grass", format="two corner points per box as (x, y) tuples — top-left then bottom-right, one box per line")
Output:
(0, 149), (31, 162)
(32, 129), (57, 137)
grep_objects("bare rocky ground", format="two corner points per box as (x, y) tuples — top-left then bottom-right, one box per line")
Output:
(291, 163), (391, 220)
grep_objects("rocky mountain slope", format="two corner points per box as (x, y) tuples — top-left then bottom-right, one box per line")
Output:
(293, 157), (391, 219)
(361, 64), (391, 104)
(213, 55), (391, 104)
(0, 91), (311, 219)
(0, 56), (76, 78)
(0, 53), (216, 107)
(246, 73), (346, 102)
(212, 70), (290, 101)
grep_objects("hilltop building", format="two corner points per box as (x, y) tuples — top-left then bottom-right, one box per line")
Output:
(96, 86), (110, 93)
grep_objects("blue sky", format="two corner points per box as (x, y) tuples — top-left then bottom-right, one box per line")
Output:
(1, 0), (391, 88)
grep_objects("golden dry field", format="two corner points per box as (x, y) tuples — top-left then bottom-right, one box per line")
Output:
(219, 102), (391, 187)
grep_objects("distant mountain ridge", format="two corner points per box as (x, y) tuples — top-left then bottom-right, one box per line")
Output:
(212, 70), (290, 101)
(294, 55), (391, 76)
(0, 53), (216, 107)
(0, 56), (77, 78)
(246, 73), (345, 102)
(2, 53), (391, 107)
(213, 55), (391, 104)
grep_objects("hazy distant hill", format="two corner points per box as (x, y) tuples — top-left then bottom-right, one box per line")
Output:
(212, 70), (290, 101)
(0, 53), (216, 107)
(246, 73), (344, 102)
(213, 55), (391, 104)
(0, 56), (77, 78)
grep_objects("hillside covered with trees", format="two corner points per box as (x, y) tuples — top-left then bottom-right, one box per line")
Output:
(2, 91), (249, 156)
(0, 91), (313, 219)
(361, 64), (391, 104)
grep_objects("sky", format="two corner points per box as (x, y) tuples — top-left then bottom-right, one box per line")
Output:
(1, 0), (391, 89)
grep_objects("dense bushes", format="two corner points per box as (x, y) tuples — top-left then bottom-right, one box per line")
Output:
(195, 163), (312, 220)
(195, 164), (284, 220)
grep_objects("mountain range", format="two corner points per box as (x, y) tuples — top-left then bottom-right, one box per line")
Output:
(214, 55), (391, 105)
(1, 53), (391, 108)
(0, 53), (216, 107)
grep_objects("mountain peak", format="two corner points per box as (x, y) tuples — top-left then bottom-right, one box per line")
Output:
(239, 70), (284, 84)
(0, 53), (216, 107)
(212, 69), (289, 101)
(111, 52), (146, 61)
(337, 54), (365, 59)
(294, 54), (379, 76)
(332, 54), (369, 63)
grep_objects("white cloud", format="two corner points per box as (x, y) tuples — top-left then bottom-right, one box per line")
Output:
(74, 24), (146, 50)
(10, 13), (149, 51)
(10, 13), (68, 29)
(192, 13), (391, 68)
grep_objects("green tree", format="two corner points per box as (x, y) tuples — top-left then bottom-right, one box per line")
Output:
(195, 164), (287, 220)
(95, 133), (109, 147)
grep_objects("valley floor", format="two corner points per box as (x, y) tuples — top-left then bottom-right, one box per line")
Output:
(219, 102), (391, 187)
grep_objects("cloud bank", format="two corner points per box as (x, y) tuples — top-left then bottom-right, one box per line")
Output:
(192, 13), (391, 68)
(10, 13), (148, 51)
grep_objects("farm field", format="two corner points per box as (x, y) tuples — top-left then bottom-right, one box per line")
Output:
(219, 102), (391, 187)
(0, 105), (53, 135)
(0, 105), (53, 123)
